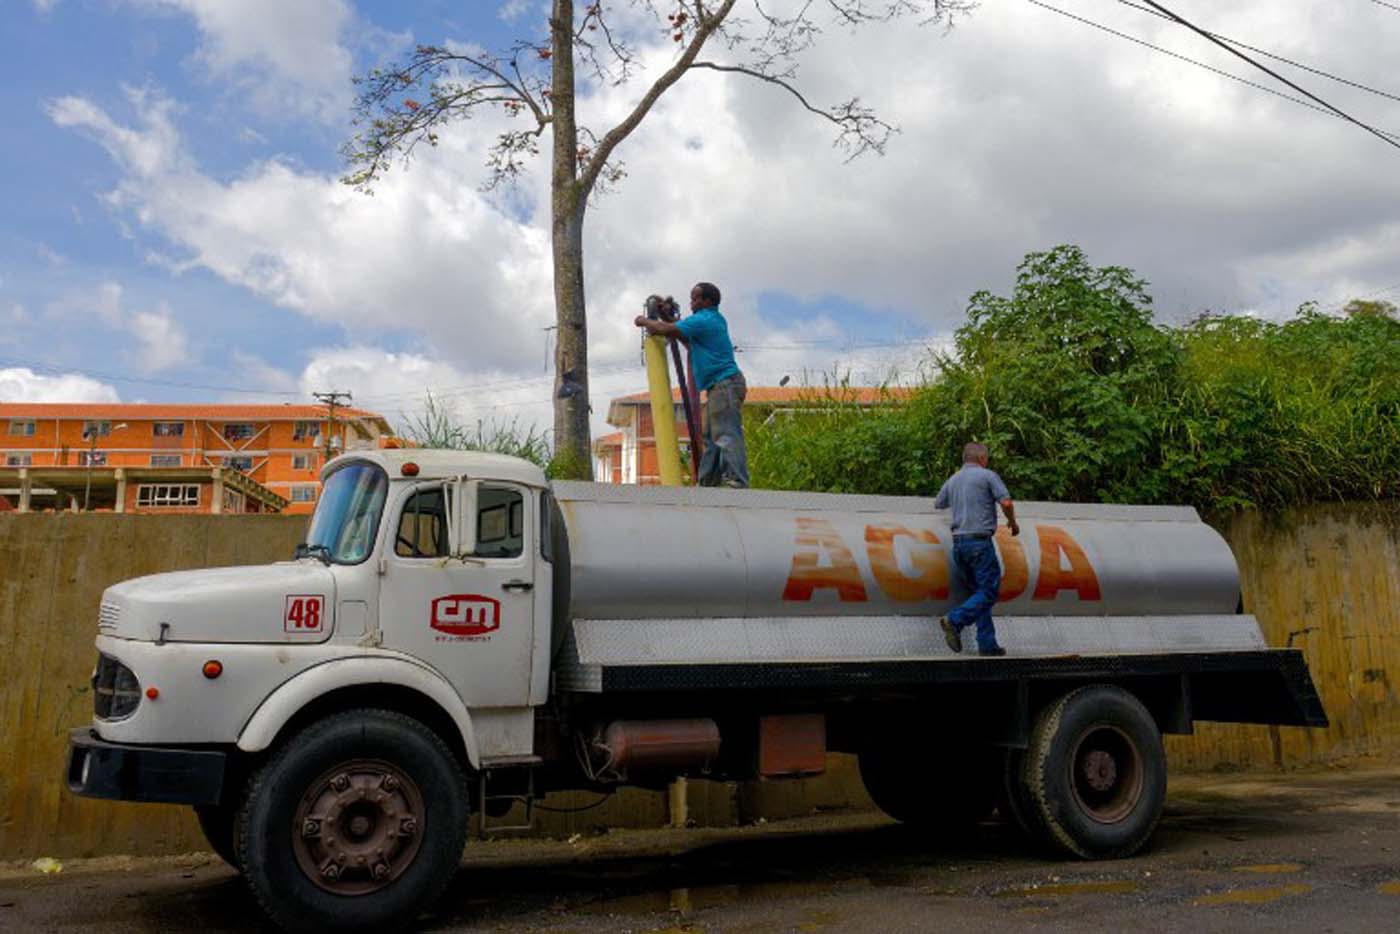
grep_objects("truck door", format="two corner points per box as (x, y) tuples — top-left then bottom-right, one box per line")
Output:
(378, 481), (535, 708)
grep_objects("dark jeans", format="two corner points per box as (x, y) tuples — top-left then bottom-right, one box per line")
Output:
(698, 372), (748, 488)
(948, 536), (1003, 651)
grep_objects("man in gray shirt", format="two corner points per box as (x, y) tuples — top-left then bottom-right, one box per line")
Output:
(933, 442), (1020, 656)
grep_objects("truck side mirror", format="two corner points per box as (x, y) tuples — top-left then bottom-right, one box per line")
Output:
(449, 478), (478, 558)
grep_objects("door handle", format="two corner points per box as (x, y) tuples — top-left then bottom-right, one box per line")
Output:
(502, 579), (533, 593)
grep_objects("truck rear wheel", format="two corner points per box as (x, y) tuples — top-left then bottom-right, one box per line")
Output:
(996, 748), (1045, 843)
(237, 709), (469, 932)
(1023, 685), (1165, 859)
(858, 744), (997, 830)
(194, 804), (240, 869)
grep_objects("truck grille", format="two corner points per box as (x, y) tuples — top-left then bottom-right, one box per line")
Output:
(92, 654), (141, 720)
(97, 602), (121, 632)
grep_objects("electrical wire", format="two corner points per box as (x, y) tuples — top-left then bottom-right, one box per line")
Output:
(1024, 0), (1400, 143)
(1136, 0), (1400, 152)
(1117, 0), (1400, 105)
(1372, 0), (1400, 14)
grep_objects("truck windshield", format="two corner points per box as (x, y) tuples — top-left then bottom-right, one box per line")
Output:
(303, 461), (389, 564)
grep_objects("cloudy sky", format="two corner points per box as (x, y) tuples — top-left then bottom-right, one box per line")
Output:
(4, 1), (1399, 438)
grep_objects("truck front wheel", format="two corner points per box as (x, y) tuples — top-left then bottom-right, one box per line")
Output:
(194, 804), (240, 869)
(1023, 685), (1166, 859)
(237, 709), (469, 932)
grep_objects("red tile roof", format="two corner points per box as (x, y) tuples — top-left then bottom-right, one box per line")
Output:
(593, 431), (624, 449)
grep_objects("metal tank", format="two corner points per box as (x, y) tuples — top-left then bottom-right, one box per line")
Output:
(549, 482), (1266, 690)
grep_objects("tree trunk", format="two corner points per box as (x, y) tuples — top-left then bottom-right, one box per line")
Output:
(549, 0), (593, 480)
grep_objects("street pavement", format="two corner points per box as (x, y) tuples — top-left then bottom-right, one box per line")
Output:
(3, 763), (1399, 932)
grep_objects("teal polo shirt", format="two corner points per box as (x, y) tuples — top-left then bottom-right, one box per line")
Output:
(676, 305), (741, 391)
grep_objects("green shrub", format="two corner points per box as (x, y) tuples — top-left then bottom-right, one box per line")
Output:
(749, 246), (1400, 510)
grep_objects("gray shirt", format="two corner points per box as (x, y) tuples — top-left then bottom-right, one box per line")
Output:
(933, 465), (1011, 537)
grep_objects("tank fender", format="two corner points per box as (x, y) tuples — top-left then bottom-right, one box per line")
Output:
(236, 656), (480, 768)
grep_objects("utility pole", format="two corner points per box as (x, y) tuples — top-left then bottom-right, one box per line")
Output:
(312, 391), (353, 463)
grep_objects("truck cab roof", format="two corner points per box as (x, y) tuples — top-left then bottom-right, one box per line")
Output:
(323, 448), (548, 487)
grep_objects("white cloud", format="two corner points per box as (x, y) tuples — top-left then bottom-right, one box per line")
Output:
(137, 0), (354, 122)
(32, 0), (59, 14)
(42, 281), (190, 374)
(48, 3), (1400, 436)
(37, 243), (69, 267)
(0, 368), (120, 403)
(129, 303), (189, 373)
(229, 351), (299, 396)
(497, 0), (536, 23)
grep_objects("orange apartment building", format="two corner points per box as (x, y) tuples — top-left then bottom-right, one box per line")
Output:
(594, 386), (913, 484)
(0, 403), (392, 515)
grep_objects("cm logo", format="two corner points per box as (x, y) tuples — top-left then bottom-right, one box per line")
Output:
(431, 594), (500, 637)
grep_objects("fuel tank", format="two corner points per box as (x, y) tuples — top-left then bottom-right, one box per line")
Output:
(551, 483), (1239, 619)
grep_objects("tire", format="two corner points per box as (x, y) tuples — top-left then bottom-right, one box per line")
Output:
(995, 748), (1045, 843)
(1023, 685), (1166, 859)
(238, 709), (469, 933)
(858, 744), (997, 830)
(194, 804), (240, 869)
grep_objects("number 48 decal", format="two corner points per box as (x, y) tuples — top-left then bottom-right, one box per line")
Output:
(284, 594), (326, 633)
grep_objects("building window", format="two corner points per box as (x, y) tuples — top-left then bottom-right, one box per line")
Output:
(78, 451), (108, 467)
(82, 420), (112, 438)
(8, 420), (35, 436)
(292, 421), (321, 441)
(223, 455), (254, 472)
(153, 422), (184, 437)
(290, 485), (317, 503)
(291, 453), (316, 471)
(6, 453), (32, 466)
(136, 484), (200, 507)
(150, 455), (182, 468)
(222, 423), (256, 440)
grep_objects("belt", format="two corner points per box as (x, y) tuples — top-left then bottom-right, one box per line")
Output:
(952, 532), (994, 540)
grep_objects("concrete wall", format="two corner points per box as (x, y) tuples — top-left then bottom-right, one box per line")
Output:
(0, 514), (307, 860)
(2, 503), (1396, 860)
(1167, 503), (1400, 769)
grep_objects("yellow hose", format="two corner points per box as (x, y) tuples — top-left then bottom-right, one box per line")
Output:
(643, 335), (682, 486)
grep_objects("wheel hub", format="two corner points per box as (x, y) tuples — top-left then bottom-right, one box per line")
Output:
(1068, 725), (1144, 824)
(292, 759), (426, 896)
(1082, 749), (1118, 792)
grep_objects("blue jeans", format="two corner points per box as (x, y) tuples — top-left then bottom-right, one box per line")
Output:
(698, 372), (748, 487)
(948, 536), (1002, 651)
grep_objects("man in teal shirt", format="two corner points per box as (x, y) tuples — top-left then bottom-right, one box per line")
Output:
(635, 282), (749, 487)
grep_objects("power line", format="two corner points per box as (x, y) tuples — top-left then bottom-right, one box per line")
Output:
(1372, 0), (1400, 14)
(1117, 0), (1400, 105)
(1136, 0), (1400, 153)
(1024, 0), (1400, 143)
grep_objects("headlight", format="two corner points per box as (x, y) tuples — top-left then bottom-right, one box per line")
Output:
(92, 653), (141, 720)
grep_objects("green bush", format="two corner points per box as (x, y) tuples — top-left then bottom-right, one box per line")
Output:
(748, 246), (1400, 510)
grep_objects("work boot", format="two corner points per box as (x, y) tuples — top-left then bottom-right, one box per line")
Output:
(978, 645), (1007, 657)
(939, 616), (962, 654)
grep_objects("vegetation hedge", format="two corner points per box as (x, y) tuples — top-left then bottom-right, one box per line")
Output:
(747, 245), (1400, 510)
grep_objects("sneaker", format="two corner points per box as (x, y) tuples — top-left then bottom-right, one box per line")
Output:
(978, 645), (1007, 657)
(939, 616), (962, 654)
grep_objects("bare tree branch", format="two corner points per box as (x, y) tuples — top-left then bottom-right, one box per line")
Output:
(691, 60), (896, 157)
(577, 0), (740, 197)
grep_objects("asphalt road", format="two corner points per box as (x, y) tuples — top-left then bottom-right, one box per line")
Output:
(3, 764), (1399, 933)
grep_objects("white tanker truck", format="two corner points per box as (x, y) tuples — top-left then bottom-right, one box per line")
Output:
(66, 449), (1326, 931)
